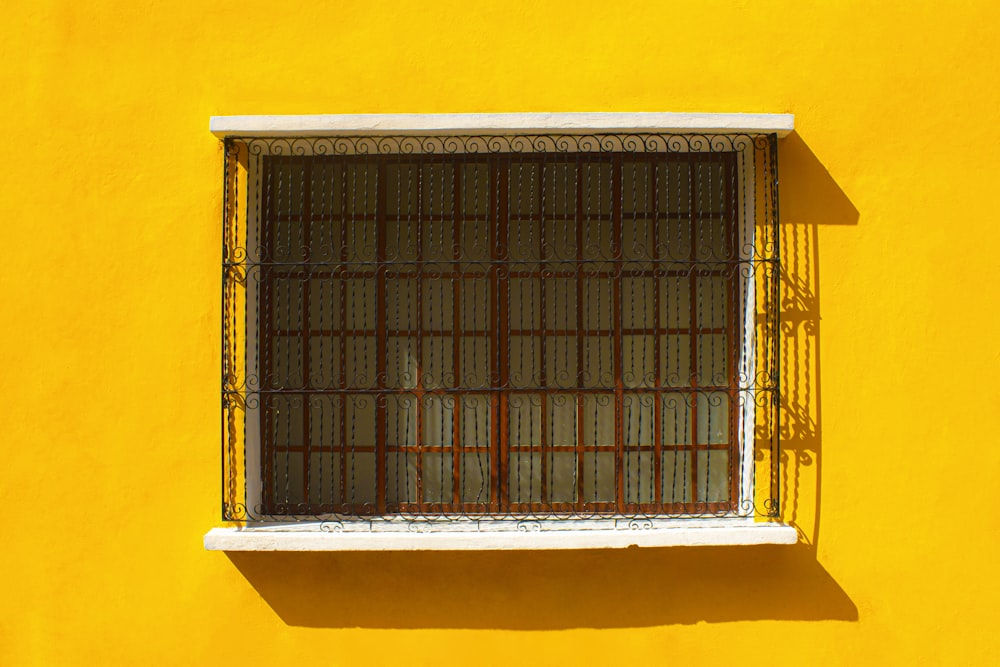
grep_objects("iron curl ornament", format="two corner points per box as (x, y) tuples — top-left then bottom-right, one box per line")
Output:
(221, 131), (781, 524)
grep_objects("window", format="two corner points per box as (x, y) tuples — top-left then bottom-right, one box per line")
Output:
(220, 118), (783, 530)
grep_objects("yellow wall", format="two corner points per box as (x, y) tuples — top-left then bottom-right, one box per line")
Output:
(2, 1), (998, 663)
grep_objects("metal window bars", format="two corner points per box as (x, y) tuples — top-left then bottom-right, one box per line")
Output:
(222, 134), (780, 523)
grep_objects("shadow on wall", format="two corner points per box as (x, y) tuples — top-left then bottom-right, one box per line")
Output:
(228, 544), (854, 629)
(225, 132), (859, 630)
(778, 131), (859, 551)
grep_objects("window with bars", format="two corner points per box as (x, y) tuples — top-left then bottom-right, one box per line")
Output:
(222, 133), (780, 523)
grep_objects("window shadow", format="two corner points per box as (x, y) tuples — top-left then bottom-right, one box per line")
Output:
(221, 131), (860, 629)
(778, 131), (859, 552)
(226, 544), (855, 629)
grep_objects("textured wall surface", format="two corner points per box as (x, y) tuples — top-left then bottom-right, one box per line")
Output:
(2, 1), (998, 663)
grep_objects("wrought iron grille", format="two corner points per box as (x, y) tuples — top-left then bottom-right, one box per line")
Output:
(222, 134), (780, 522)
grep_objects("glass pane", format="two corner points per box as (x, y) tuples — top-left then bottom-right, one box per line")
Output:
(386, 451), (417, 504)
(309, 336), (339, 389)
(509, 219), (541, 261)
(622, 160), (653, 215)
(582, 162), (612, 216)
(386, 279), (418, 331)
(307, 451), (341, 505)
(273, 451), (304, 505)
(543, 217), (578, 262)
(460, 453), (491, 504)
(508, 394), (541, 448)
(582, 451), (615, 503)
(548, 452), (578, 503)
(385, 163), (418, 217)
(624, 451), (655, 504)
(661, 392), (693, 445)
(622, 393), (655, 448)
(421, 395), (454, 448)
(661, 450), (692, 504)
(622, 277), (654, 328)
(583, 336), (614, 387)
(546, 394), (577, 446)
(582, 277), (613, 330)
(422, 452), (453, 504)
(309, 161), (343, 220)
(421, 278), (454, 331)
(622, 218), (654, 262)
(345, 452), (376, 506)
(509, 336), (541, 388)
(696, 449), (729, 503)
(581, 394), (614, 446)
(508, 452), (541, 504)
(308, 394), (341, 450)
(459, 279), (490, 329)
(622, 335), (654, 388)
(459, 395), (490, 447)
(344, 336), (376, 388)
(542, 162), (576, 216)
(657, 217), (693, 261)
(661, 335), (692, 388)
(458, 336), (490, 388)
(461, 163), (490, 216)
(658, 160), (692, 215)
(345, 217), (376, 262)
(696, 333), (729, 387)
(509, 162), (541, 215)
(385, 394), (417, 447)
(545, 336), (578, 389)
(271, 337), (304, 388)
(344, 163), (377, 215)
(659, 275), (691, 329)
(694, 216), (729, 261)
(420, 337), (454, 388)
(270, 278), (303, 330)
(697, 391), (730, 445)
(385, 337), (417, 388)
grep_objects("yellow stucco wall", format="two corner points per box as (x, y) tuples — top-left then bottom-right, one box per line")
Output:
(2, 1), (998, 664)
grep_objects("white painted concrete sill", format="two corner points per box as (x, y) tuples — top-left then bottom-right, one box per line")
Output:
(204, 519), (797, 551)
(210, 112), (794, 138)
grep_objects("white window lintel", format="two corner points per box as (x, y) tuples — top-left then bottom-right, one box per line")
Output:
(210, 112), (794, 139)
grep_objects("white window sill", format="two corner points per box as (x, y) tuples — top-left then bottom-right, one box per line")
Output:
(204, 519), (797, 551)
(209, 112), (794, 139)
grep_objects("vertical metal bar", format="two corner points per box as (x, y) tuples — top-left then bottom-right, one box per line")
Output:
(537, 161), (548, 509)
(575, 156), (586, 511)
(725, 150), (740, 512)
(651, 157), (663, 507)
(451, 158), (463, 508)
(338, 162), (348, 509)
(301, 159), (313, 508)
(769, 134), (782, 518)
(414, 155), (425, 514)
(375, 160), (388, 514)
(221, 139), (233, 519)
(496, 160), (511, 512)
(689, 154), (703, 508)
(611, 154), (624, 512)
(488, 157), (501, 513)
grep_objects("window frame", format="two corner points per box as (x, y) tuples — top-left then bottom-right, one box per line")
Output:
(212, 114), (792, 549)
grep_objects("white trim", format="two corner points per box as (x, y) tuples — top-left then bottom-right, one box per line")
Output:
(204, 520), (797, 551)
(210, 113), (794, 139)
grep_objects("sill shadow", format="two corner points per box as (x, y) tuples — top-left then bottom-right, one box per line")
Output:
(226, 543), (856, 629)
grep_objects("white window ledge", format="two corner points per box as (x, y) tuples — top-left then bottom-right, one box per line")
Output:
(210, 112), (793, 139)
(204, 519), (797, 551)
